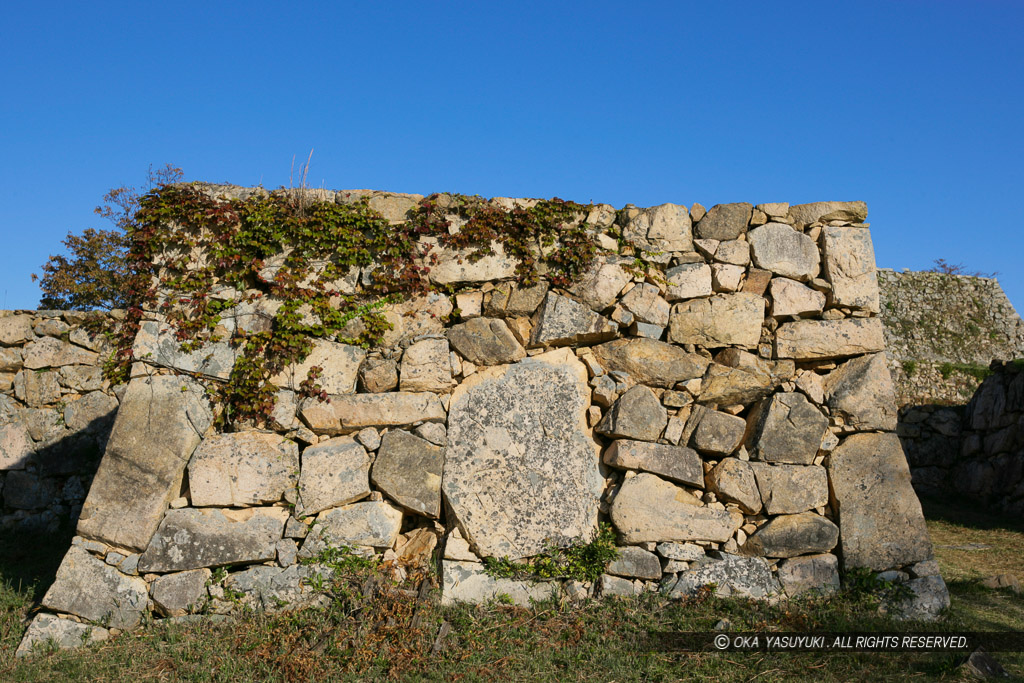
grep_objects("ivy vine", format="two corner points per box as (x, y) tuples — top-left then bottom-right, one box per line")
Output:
(105, 184), (601, 429)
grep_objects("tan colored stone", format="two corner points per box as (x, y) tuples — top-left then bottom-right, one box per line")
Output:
(603, 439), (703, 487)
(774, 318), (886, 360)
(77, 375), (212, 551)
(827, 433), (933, 571)
(0, 315), (34, 345)
(611, 473), (742, 544)
(788, 201), (867, 229)
(769, 278), (825, 318)
(622, 203), (693, 252)
(749, 462), (829, 514)
(669, 293), (764, 348)
(707, 458), (762, 514)
(569, 256), (633, 312)
(530, 292), (617, 347)
(748, 223), (819, 281)
(665, 262), (712, 301)
(272, 339), (365, 395)
(399, 338), (454, 392)
(821, 226), (880, 312)
(822, 353), (897, 431)
(444, 349), (601, 559)
(300, 392), (446, 435)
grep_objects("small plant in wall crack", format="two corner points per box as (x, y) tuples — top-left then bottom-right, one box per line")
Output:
(482, 523), (619, 583)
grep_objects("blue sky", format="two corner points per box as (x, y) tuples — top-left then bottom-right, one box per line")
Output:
(2, 1), (1022, 313)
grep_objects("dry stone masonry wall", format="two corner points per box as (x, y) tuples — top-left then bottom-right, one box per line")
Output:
(876, 270), (1024, 503)
(0, 310), (118, 533)
(878, 268), (1024, 407)
(16, 189), (949, 656)
(907, 360), (1024, 512)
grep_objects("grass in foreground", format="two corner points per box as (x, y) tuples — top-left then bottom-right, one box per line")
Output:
(1, 498), (1022, 682)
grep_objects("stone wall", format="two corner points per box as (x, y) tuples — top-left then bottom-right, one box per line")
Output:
(0, 310), (119, 533)
(16, 190), (948, 656)
(876, 269), (1024, 505)
(878, 268), (1024, 407)
(906, 360), (1024, 513)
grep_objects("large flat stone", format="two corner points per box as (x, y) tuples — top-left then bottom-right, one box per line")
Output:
(592, 338), (709, 388)
(298, 500), (403, 555)
(447, 318), (526, 365)
(665, 262), (713, 301)
(821, 227), (880, 312)
(748, 223), (819, 281)
(827, 433), (934, 571)
(698, 362), (777, 405)
(16, 613), (109, 658)
(299, 392), (446, 434)
(22, 337), (98, 369)
(296, 437), (371, 517)
(0, 314), (35, 345)
(664, 553), (780, 599)
(441, 560), (559, 606)
(669, 293), (764, 349)
(742, 513), (839, 558)
(428, 242), (519, 285)
(443, 348), (602, 559)
(569, 257), (633, 312)
(603, 440), (703, 488)
(622, 203), (693, 252)
(606, 546), (662, 580)
(822, 353), (897, 431)
(399, 337), (454, 392)
(41, 546), (149, 629)
(132, 321), (238, 380)
(776, 554), (840, 596)
(138, 507), (289, 572)
(788, 201), (867, 229)
(695, 203), (752, 241)
(746, 392), (829, 465)
(774, 318), (886, 360)
(611, 473), (742, 544)
(595, 385), (667, 442)
(188, 432), (299, 507)
(77, 375), (212, 551)
(372, 430), (444, 518)
(271, 339), (365, 394)
(749, 463), (829, 515)
(530, 292), (617, 347)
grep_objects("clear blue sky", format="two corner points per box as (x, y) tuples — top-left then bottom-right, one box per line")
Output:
(2, 1), (1022, 313)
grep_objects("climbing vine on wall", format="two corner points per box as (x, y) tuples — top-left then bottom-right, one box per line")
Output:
(105, 184), (599, 428)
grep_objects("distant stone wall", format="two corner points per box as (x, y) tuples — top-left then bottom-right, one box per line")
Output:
(0, 310), (119, 532)
(878, 269), (1024, 407)
(876, 269), (1024, 505)
(17, 189), (947, 656)
(906, 361), (1024, 513)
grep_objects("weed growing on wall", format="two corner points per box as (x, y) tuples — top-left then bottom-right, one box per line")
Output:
(482, 523), (619, 583)
(107, 185), (599, 427)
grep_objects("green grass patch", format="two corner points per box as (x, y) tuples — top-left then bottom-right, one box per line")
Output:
(5, 501), (1024, 680)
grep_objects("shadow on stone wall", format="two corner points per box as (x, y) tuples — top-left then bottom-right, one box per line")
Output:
(901, 360), (1024, 515)
(1, 409), (114, 534)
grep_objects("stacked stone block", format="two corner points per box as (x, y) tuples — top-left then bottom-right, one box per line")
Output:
(16, 190), (948, 656)
(0, 310), (118, 533)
